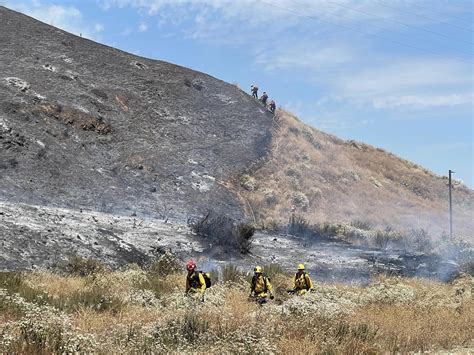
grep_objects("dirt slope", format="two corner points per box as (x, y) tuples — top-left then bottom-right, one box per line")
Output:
(236, 111), (473, 236)
(0, 6), (273, 220)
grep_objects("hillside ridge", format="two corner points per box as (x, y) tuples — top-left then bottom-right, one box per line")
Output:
(235, 111), (473, 236)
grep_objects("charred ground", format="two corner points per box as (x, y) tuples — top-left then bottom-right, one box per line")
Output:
(0, 6), (273, 220)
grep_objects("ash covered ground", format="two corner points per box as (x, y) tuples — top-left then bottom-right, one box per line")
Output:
(0, 201), (461, 283)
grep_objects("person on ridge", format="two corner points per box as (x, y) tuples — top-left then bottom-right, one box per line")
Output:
(289, 263), (314, 295)
(268, 100), (276, 114)
(185, 260), (206, 302)
(251, 84), (259, 99)
(260, 91), (268, 106)
(249, 265), (274, 304)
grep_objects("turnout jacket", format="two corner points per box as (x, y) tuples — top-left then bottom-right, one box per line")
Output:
(292, 272), (314, 291)
(186, 271), (206, 294)
(250, 274), (273, 297)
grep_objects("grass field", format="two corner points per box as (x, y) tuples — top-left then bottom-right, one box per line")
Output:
(1, 257), (472, 354)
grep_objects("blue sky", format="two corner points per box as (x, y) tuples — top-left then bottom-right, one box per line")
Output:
(3, 0), (473, 187)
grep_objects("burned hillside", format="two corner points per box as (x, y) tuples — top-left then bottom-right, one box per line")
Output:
(0, 6), (273, 219)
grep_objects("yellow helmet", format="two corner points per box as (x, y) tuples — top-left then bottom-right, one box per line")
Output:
(254, 266), (263, 273)
(298, 263), (305, 270)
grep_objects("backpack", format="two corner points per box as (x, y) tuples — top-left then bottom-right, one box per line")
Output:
(251, 274), (270, 293)
(188, 271), (212, 288)
(200, 271), (212, 288)
(295, 272), (310, 290)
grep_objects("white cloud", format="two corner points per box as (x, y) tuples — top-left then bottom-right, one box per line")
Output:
(372, 93), (474, 109)
(120, 26), (133, 36)
(255, 41), (359, 72)
(339, 59), (472, 95)
(94, 23), (105, 32)
(253, 38), (473, 110)
(334, 58), (473, 109)
(96, 0), (464, 33)
(2, 1), (97, 39)
(138, 21), (148, 32)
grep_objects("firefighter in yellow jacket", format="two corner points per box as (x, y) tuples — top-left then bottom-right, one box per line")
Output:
(249, 266), (274, 304)
(290, 263), (314, 295)
(185, 260), (206, 302)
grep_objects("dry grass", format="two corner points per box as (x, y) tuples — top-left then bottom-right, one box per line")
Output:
(350, 302), (474, 352)
(236, 110), (473, 237)
(24, 273), (87, 298)
(0, 265), (472, 354)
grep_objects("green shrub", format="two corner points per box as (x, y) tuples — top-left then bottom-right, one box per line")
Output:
(147, 251), (181, 277)
(262, 264), (287, 278)
(291, 192), (309, 210)
(410, 229), (433, 253)
(181, 311), (209, 342)
(60, 286), (124, 313)
(139, 275), (177, 297)
(57, 256), (106, 277)
(0, 272), (123, 314)
(159, 312), (209, 345)
(0, 272), (52, 311)
(350, 220), (374, 231)
(0, 272), (23, 292)
(460, 261), (474, 276)
(265, 193), (278, 206)
(285, 168), (301, 178)
(395, 229), (433, 254)
(221, 264), (245, 283)
(239, 174), (256, 191)
(19, 319), (66, 354)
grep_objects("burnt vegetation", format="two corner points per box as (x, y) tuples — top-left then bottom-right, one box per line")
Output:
(287, 214), (319, 238)
(188, 211), (255, 254)
(34, 102), (112, 134)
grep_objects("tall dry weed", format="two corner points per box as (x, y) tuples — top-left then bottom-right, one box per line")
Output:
(1, 265), (472, 354)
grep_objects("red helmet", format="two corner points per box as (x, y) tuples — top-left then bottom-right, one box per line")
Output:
(186, 260), (196, 271)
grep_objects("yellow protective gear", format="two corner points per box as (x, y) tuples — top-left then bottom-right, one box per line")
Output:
(250, 274), (273, 298)
(292, 272), (314, 295)
(254, 265), (263, 273)
(298, 263), (305, 270)
(186, 271), (206, 295)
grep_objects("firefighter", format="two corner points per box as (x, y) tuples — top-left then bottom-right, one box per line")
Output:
(249, 265), (274, 304)
(251, 85), (259, 99)
(260, 91), (268, 106)
(268, 100), (276, 114)
(289, 263), (314, 295)
(185, 260), (206, 302)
